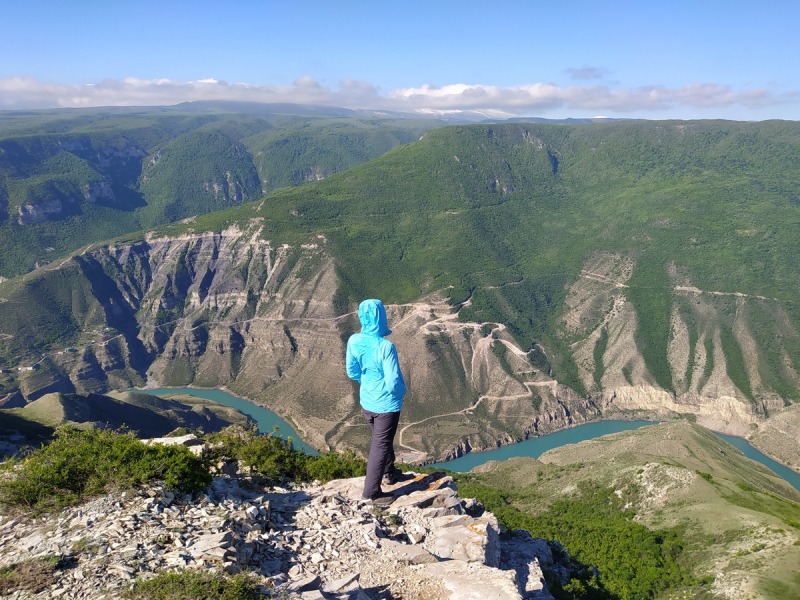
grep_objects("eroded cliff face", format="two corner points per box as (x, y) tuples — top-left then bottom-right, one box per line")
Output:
(562, 253), (796, 433)
(749, 403), (800, 471)
(1, 233), (797, 462)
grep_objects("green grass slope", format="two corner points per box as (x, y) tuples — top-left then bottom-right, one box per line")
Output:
(0, 112), (228, 275)
(458, 421), (800, 599)
(138, 129), (262, 228)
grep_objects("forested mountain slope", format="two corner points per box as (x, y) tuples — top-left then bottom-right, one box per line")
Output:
(0, 105), (441, 277)
(242, 116), (440, 192)
(1, 119), (799, 465)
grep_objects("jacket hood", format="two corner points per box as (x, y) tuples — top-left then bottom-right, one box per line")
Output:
(358, 299), (391, 337)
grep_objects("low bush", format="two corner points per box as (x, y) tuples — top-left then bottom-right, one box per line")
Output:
(207, 426), (366, 483)
(695, 470), (714, 483)
(121, 569), (262, 600)
(0, 427), (210, 512)
(0, 425), (366, 513)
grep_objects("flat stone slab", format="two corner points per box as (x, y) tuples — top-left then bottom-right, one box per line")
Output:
(420, 560), (523, 599)
(430, 513), (500, 567)
(186, 531), (233, 558)
(381, 539), (439, 565)
(283, 574), (322, 593)
(322, 573), (360, 593)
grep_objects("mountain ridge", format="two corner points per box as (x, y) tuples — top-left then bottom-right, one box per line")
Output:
(1, 119), (800, 469)
(0, 107), (442, 277)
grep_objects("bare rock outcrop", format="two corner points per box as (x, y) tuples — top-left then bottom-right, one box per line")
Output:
(0, 472), (564, 599)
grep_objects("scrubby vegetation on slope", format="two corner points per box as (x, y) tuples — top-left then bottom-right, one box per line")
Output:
(446, 421), (800, 599)
(121, 570), (263, 600)
(0, 425), (365, 513)
(206, 425), (366, 483)
(243, 116), (441, 192)
(456, 478), (700, 599)
(0, 427), (211, 511)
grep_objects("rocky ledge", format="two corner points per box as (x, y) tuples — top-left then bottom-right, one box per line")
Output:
(0, 471), (566, 599)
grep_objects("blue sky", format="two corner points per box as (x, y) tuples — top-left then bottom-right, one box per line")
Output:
(1, 0), (797, 120)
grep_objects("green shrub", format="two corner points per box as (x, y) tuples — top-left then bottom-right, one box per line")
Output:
(307, 448), (367, 482)
(592, 328), (609, 388)
(207, 426), (366, 484)
(0, 427), (211, 512)
(695, 470), (714, 483)
(491, 340), (520, 381)
(122, 569), (262, 600)
(527, 347), (550, 373)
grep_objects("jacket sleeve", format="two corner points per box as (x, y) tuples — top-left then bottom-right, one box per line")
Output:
(346, 337), (361, 382)
(382, 343), (406, 398)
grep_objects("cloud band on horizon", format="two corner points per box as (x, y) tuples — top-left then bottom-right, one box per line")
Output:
(0, 75), (787, 116)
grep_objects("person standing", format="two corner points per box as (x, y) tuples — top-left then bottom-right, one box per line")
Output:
(346, 299), (406, 506)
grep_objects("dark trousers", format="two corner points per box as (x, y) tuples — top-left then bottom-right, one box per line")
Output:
(361, 409), (401, 499)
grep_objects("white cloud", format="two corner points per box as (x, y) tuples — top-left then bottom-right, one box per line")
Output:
(0, 75), (789, 116)
(566, 66), (609, 80)
(293, 76), (321, 89)
(386, 82), (785, 114)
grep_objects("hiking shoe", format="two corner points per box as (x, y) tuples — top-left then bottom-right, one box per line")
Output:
(368, 494), (395, 507)
(383, 471), (413, 485)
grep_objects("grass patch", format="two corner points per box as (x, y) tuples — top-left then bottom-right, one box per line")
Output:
(695, 470), (715, 483)
(71, 537), (101, 554)
(0, 555), (63, 596)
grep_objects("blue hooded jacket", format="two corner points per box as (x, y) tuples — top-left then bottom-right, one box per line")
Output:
(346, 299), (406, 413)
